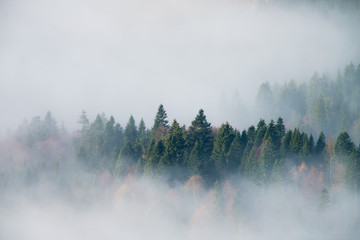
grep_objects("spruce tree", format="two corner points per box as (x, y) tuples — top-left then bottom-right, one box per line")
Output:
(187, 109), (214, 160)
(259, 139), (277, 183)
(334, 132), (355, 161)
(78, 110), (90, 134)
(163, 119), (186, 167)
(210, 122), (235, 178)
(280, 130), (292, 158)
(346, 148), (360, 196)
(138, 118), (148, 147)
(188, 141), (202, 177)
(227, 131), (243, 174)
(152, 104), (169, 141)
(315, 132), (326, 155)
(125, 115), (138, 145)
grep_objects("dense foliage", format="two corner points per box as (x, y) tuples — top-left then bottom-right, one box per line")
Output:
(256, 63), (360, 143)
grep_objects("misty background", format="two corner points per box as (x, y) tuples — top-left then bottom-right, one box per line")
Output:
(1, 0), (360, 132)
(1, 1), (360, 240)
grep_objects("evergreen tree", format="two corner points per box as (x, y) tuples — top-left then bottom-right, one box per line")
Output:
(246, 125), (256, 144)
(102, 116), (116, 158)
(259, 139), (277, 183)
(300, 133), (310, 158)
(315, 132), (326, 155)
(187, 109), (214, 160)
(152, 104), (169, 141)
(346, 148), (360, 196)
(144, 139), (165, 178)
(114, 141), (134, 178)
(43, 111), (59, 139)
(255, 119), (267, 146)
(78, 110), (90, 134)
(211, 122), (235, 178)
(309, 134), (315, 155)
(280, 130), (292, 158)
(163, 119), (186, 167)
(290, 128), (301, 156)
(334, 132), (355, 160)
(138, 118), (148, 147)
(264, 119), (278, 147)
(275, 117), (286, 140)
(227, 131), (244, 174)
(270, 158), (286, 184)
(188, 141), (202, 177)
(125, 115), (138, 145)
(113, 123), (124, 158)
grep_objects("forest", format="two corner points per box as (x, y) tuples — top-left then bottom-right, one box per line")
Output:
(0, 64), (360, 239)
(256, 62), (360, 143)
(0, 64), (358, 195)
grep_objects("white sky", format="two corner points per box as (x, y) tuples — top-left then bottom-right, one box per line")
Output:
(1, 0), (359, 131)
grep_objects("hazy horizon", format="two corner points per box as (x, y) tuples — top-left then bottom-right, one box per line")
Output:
(1, 0), (360, 132)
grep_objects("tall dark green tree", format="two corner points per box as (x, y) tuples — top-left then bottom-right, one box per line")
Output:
(163, 119), (187, 167)
(255, 119), (267, 146)
(188, 141), (202, 177)
(334, 132), (355, 160)
(138, 118), (149, 147)
(280, 130), (292, 158)
(152, 104), (169, 141)
(227, 131), (244, 174)
(259, 139), (278, 183)
(290, 128), (301, 156)
(125, 115), (138, 145)
(144, 139), (165, 178)
(187, 109), (214, 159)
(114, 141), (135, 177)
(211, 122), (235, 178)
(346, 148), (360, 196)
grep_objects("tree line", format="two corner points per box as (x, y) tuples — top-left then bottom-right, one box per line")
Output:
(75, 104), (360, 192)
(256, 62), (360, 143)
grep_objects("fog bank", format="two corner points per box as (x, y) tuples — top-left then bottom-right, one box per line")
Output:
(1, 0), (360, 131)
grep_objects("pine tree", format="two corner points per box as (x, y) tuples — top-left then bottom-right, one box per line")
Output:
(102, 116), (116, 158)
(144, 139), (165, 178)
(275, 117), (286, 140)
(114, 141), (134, 178)
(138, 118), (148, 147)
(309, 134), (315, 155)
(78, 110), (90, 134)
(163, 119), (186, 167)
(211, 122), (235, 178)
(280, 130), (292, 158)
(300, 133), (310, 158)
(290, 128), (301, 156)
(334, 132), (355, 161)
(255, 119), (267, 146)
(43, 111), (59, 139)
(346, 148), (360, 196)
(187, 109), (214, 160)
(270, 158), (286, 184)
(227, 131), (243, 174)
(264, 119), (278, 147)
(259, 139), (277, 183)
(125, 115), (138, 145)
(188, 141), (202, 177)
(152, 104), (169, 141)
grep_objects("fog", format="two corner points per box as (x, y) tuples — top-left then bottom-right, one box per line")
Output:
(1, 172), (358, 240)
(1, 0), (360, 131)
(1, 1), (360, 239)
